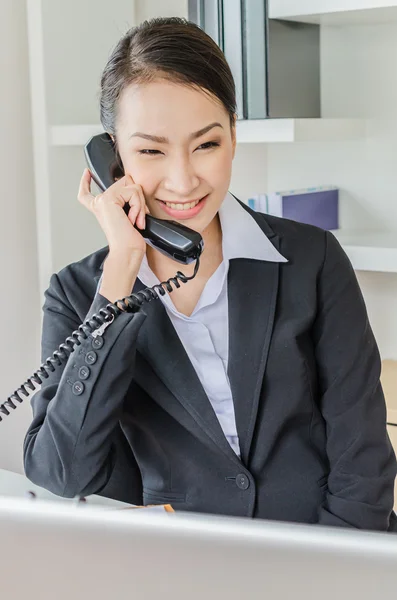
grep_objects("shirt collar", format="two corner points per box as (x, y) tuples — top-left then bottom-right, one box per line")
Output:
(219, 192), (287, 263)
(135, 192), (287, 288)
(98, 191), (287, 280)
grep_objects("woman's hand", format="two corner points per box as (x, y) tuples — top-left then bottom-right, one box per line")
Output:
(78, 169), (148, 256)
(78, 169), (149, 305)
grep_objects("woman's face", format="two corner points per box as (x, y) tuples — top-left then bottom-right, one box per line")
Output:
(114, 78), (236, 233)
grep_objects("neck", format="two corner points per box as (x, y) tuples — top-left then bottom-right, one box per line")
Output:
(146, 213), (223, 280)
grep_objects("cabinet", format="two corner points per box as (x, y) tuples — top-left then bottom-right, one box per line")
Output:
(188, 0), (321, 119)
(263, 0), (397, 365)
(269, 0), (397, 24)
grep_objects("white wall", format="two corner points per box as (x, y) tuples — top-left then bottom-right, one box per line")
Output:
(42, 0), (137, 277)
(0, 1), (40, 473)
(135, 0), (188, 20)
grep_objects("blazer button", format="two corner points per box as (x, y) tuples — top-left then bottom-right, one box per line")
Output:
(78, 366), (91, 380)
(92, 336), (104, 349)
(236, 474), (250, 490)
(72, 381), (85, 396)
(85, 351), (98, 365)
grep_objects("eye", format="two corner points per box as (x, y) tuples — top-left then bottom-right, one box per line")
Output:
(196, 141), (220, 151)
(138, 149), (163, 155)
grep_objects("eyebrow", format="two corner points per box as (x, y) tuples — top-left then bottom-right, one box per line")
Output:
(129, 122), (223, 144)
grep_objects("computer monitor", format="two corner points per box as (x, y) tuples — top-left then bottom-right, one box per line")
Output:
(0, 496), (396, 600)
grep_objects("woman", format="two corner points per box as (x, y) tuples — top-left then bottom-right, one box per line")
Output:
(24, 17), (396, 531)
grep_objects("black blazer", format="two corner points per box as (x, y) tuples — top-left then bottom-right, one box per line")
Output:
(24, 202), (397, 531)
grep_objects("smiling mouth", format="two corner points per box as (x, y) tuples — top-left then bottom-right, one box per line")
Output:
(157, 196), (207, 211)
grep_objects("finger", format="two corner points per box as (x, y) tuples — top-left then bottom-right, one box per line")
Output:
(136, 187), (147, 230)
(110, 173), (134, 193)
(78, 169), (95, 209)
(119, 182), (146, 228)
(126, 202), (140, 227)
(119, 185), (141, 216)
(108, 173), (133, 194)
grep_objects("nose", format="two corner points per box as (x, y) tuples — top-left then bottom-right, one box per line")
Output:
(163, 153), (200, 197)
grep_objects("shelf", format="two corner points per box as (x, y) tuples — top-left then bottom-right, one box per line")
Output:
(50, 119), (365, 146)
(50, 125), (105, 146)
(236, 118), (365, 143)
(331, 230), (397, 273)
(269, 0), (397, 24)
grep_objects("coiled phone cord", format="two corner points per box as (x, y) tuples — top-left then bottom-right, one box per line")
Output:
(0, 258), (200, 422)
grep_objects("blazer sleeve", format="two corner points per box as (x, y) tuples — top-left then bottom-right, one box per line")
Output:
(313, 231), (397, 530)
(23, 272), (147, 499)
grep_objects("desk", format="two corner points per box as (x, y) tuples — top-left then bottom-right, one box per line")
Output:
(0, 468), (129, 508)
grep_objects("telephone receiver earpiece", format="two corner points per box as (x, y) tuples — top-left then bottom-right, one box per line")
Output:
(84, 133), (203, 265)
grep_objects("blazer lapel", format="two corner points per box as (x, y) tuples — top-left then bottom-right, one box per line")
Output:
(94, 203), (284, 468)
(227, 234), (281, 466)
(133, 277), (242, 466)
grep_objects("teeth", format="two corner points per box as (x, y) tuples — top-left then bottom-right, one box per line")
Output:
(164, 198), (201, 210)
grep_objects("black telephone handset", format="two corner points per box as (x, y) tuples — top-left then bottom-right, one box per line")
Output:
(1, 134), (203, 422)
(84, 133), (203, 265)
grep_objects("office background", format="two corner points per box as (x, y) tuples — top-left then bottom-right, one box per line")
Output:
(1, 0), (397, 482)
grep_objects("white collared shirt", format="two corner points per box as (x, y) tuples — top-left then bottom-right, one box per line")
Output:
(97, 193), (287, 456)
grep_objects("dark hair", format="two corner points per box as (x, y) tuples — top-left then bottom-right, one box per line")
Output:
(99, 17), (236, 137)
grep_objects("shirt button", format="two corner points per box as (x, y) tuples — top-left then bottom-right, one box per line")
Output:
(85, 351), (98, 365)
(78, 366), (91, 380)
(92, 336), (104, 349)
(236, 474), (250, 490)
(72, 381), (85, 396)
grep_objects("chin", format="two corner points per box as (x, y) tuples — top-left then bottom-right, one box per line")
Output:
(190, 214), (219, 234)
